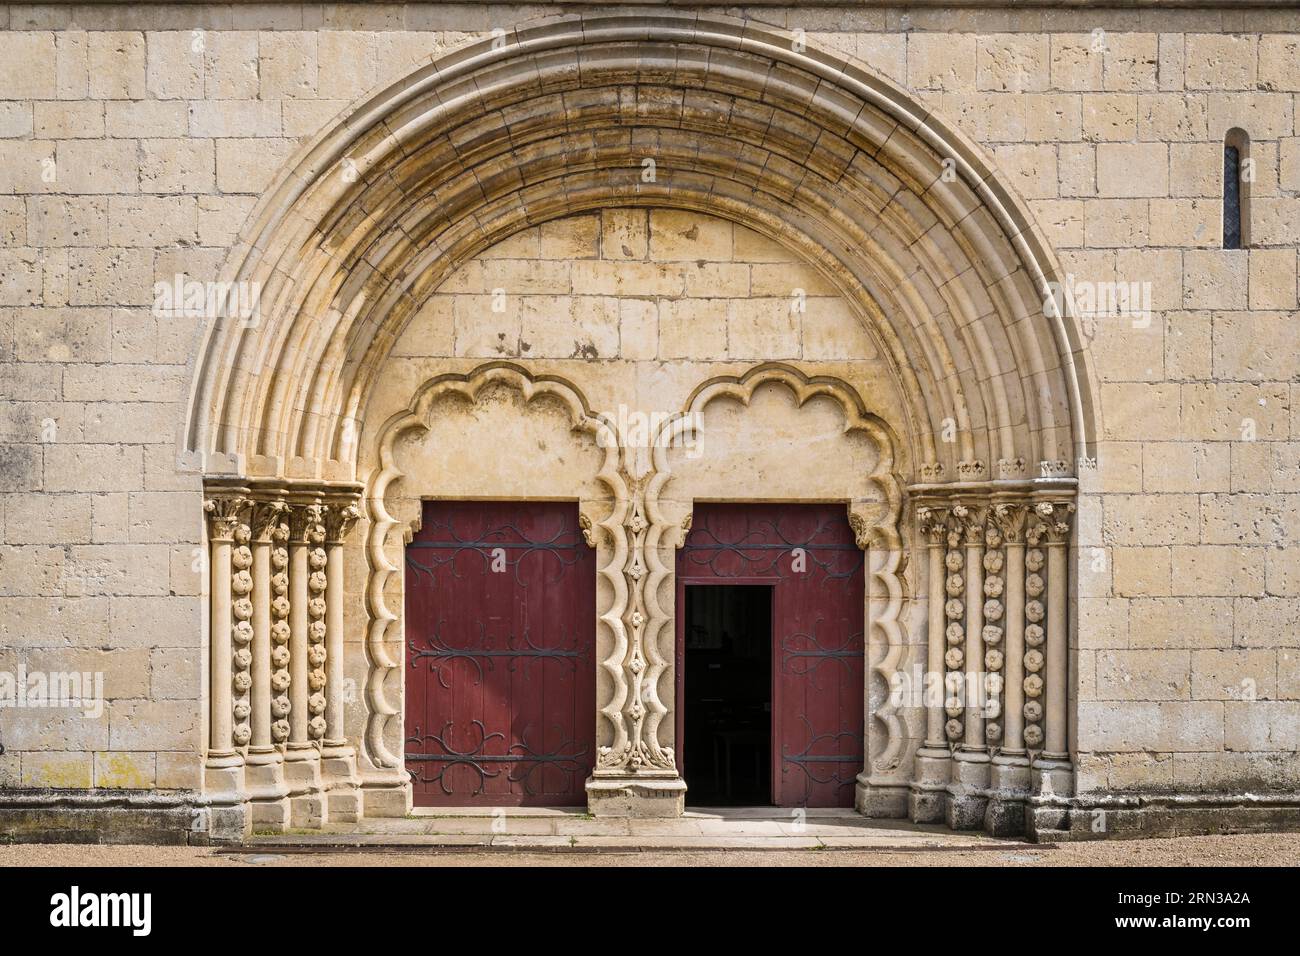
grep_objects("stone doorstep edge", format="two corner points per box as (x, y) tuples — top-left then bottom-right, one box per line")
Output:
(2, 789), (1300, 845)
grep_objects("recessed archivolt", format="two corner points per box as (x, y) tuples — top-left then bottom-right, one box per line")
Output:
(360, 362), (630, 772)
(644, 364), (908, 774)
(183, 11), (1098, 488)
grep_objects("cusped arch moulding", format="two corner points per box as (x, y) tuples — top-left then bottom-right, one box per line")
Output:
(182, 11), (1098, 489)
(645, 364), (909, 786)
(360, 363), (630, 777)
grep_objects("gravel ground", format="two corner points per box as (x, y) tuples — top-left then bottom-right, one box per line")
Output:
(2, 831), (1298, 867)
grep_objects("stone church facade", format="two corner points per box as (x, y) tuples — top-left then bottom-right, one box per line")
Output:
(0, 1), (1297, 843)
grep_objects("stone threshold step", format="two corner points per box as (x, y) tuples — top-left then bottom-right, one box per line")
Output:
(227, 835), (1047, 853)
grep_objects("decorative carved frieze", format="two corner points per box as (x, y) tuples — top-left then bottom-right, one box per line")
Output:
(306, 512), (329, 741)
(982, 520), (1005, 746)
(270, 519), (292, 745)
(230, 517), (254, 748)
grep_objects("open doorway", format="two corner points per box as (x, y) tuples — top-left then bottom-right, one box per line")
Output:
(681, 584), (772, 805)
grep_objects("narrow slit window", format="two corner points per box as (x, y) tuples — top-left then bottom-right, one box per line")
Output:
(1223, 129), (1251, 250)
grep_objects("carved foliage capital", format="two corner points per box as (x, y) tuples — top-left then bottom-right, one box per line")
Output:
(916, 505), (951, 547)
(204, 495), (248, 540)
(251, 499), (289, 542)
(951, 502), (987, 547)
(287, 501), (327, 543)
(1030, 500), (1075, 545)
(991, 502), (1029, 544)
(323, 501), (362, 543)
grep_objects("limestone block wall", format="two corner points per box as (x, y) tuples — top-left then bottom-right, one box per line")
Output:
(0, 3), (1297, 821)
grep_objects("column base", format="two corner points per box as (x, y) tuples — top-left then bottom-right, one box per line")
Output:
(984, 753), (1032, 836)
(203, 752), (251, 841)
(247, 797), (292, 832)
(585, 775), (686, 818)
(361, 778), (413, 818)
(283, 745), (326, 828)
(908, 746), (953, 823)
(854, 774), (909, 818)
(1031, 755), (1075, 798)
(245, 750), (292, 832)
(205, 803), (251, 843)
(321, 742), (362, 823)
(203, 751), (245, 799)
(945, 749), (991, 830)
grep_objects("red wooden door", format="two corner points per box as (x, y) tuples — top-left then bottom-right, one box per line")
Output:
(404, 501), (596, 806)
(677, 503), (864, 807)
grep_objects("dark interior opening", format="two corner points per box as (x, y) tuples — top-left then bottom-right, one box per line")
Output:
(1224, 143), (1242, 249)
(682, 584), (772, 806)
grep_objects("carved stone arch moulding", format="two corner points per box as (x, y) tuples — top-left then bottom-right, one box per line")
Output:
(645, 364), (909, 802)
(361, 363), (630, 782)
(182, 10), (1100, 489)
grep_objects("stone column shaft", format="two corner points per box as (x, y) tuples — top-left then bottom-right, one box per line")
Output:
(1003, 540), (1027, 754)
(250, 536), (272, 751)
(962, 525), (985, 750)
(925, 536), (946, 748)
(324, 540), (345, 743)
(288, 532), (310, 747)
(1045, 538), (1069, 759)
(209, 532), (234, 754)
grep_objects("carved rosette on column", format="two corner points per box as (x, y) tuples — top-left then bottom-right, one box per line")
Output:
(1029, 499), (1075, 803)
(987, 501), (1032, 834)
(982, 520), (1005, 749)
(942, 517), (966, 744)
(244, 498), (292, 828)
(587, 477), (686, 817)
(201, 480), (364, 837)
(1023, 521), (1048, 753)
(270, 521), (292, 745)
(230, 520), (254, 749)
(306, 517), (329, 742)
(910, 483), (1075, 836)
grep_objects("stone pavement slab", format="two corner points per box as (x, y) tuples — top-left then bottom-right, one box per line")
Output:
(249, 808), (1013, 851)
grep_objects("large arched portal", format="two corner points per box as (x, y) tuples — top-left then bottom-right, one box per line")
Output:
(184, 13), (1098, 838)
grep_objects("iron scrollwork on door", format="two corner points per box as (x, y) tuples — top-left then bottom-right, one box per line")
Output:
(405, 720), (591, 797)
(779, 620), (866, 688)
(409, 620), (585, 688)
(781, 716), (862, 798)
(680, 512), (864, 582)
(405, 517), (588, 586)
(404, 501), (597, 806)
